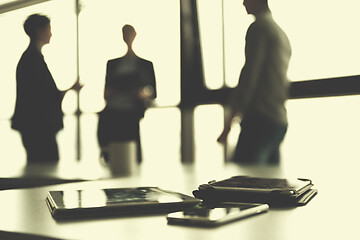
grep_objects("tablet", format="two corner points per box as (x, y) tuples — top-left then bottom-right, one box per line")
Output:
(46, 187), (201, 219)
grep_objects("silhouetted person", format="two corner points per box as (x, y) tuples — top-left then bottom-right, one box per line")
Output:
(11, 14), (82, 163)
(218, 0), (292, 164)
(98, 24), (157, 163)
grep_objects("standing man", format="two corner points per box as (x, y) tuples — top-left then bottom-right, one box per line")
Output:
(218, 0), (292, 164)
(12, 14), (81, 163)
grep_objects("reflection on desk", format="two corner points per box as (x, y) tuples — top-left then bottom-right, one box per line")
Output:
(0, 161), (113, 190)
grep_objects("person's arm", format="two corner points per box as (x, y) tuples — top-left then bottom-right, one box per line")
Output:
(148, 61), (157, 99)
(218, 23), (267, 144)
(138, 61), (157, 101)
(217, 109), (237, 144)
(104, 61), (115, 100)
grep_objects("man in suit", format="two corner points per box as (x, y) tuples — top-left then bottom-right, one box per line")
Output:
(12, 14), (81, 163)
(218, 0), (292, 164)
(98, 24), (157, 163)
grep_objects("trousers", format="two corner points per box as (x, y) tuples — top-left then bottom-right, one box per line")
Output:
(20, 129), (59, 163)
(233, 112), (287, 165)
(98, 109), (142, 163)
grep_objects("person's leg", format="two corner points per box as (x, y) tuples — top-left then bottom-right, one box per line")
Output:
(99, 110), (142, 163)
(232, 119), (260, 164)
(21, 130), (37, 162)
(42, 131), (59, 162)
(232, 114), (287, 165)
(122, 114), (142, 164)
(268, 148), (280, 165)
(97, 112), (108, 148)
(97, 110), (117, 162)
(21, 129), (59, 163)
(135, 121), (142, 164)
(268, 124), (287, 164)
(233, 131), (271, 164)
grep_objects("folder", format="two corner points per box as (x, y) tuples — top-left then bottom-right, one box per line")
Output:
(193, 176), (317, 207)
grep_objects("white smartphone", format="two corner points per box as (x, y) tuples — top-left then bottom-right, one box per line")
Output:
(167, 202), (269, 227)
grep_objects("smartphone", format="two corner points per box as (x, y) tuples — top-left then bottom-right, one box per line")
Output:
(167, 202), (269, 227)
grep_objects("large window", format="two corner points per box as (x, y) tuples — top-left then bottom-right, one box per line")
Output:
(78, 0), (180, 113)
(271, 0), (360, 81)
(2, 0), (360, 167)
(198, 0), (360, 89)
(0, 0), (181, 164)
(197, 0), (224, 90)
(0, 0), (180, 115)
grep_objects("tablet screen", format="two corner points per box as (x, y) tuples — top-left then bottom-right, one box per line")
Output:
(49, 187), (186, 209)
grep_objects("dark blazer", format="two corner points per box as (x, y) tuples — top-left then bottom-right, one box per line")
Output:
(104, 55), (157, 117)
(11, 43), (63, 132)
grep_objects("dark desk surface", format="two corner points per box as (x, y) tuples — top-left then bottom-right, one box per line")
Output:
(0, 160), (358, 240)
